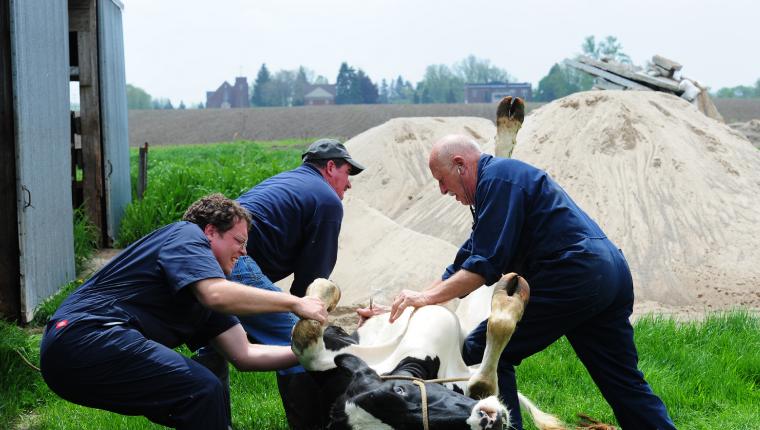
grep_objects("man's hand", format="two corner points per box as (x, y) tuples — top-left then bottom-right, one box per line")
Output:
(389, 290), (431, 323)
(356, 303), (390, 327)
(293, 296), (328, 324)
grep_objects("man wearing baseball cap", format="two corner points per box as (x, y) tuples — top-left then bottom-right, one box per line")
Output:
(194, 138), (364, 429)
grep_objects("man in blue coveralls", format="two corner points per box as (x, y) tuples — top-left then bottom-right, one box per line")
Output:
(194, 138), (365, 429)
(40, 194), (328, 430)
(386, 135), (676, 430)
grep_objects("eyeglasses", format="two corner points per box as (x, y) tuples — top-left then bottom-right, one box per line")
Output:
(232, 234), (248, 250)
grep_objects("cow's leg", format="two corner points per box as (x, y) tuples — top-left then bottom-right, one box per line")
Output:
(467, 273), (529, 400)
(495, 96), (525, 158)
(291, 279), (341, 368)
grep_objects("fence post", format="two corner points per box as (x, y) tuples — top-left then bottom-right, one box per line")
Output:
(137, 142), (149, 200)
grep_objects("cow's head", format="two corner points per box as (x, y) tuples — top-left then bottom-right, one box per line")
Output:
(327, 354), (509, 430)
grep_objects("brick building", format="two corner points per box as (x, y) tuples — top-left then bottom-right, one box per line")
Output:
(303, 84), (336, 105)
(464, 82), (532, 103)
(206, 77), (250, 108)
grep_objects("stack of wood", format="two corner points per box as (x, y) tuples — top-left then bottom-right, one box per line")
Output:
(565, 54), (723, 122)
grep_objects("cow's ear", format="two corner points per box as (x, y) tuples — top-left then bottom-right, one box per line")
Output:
(334, 353), (373, 374)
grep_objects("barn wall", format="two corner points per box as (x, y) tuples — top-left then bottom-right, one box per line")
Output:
(11, 0), (75, 321)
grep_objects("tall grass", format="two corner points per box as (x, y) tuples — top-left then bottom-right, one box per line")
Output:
(118, 140), (304, 246)
(72, 206), (100, 274)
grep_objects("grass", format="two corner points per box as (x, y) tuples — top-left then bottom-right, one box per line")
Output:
(2, 312), (757, 429)
(516, 312), (760, 430)
(119, 140), (305, 246)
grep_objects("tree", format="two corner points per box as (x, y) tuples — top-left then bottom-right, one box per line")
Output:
(534, 63), (588, 102)
(251, 63), (273, 107)
(162, 99), (174, 110)
(178, 100), (186, 109)
(292, 66), (311, 106)
(715, 84), (758, 98)
(335, 62), (361, 104)
(581, 35), (631, 64)
(126, 84), (152, 109)
(415, 64), (464, 103)
(454, 55), (513, 83)
(378, 79), (389, 104)
(357, 70), (378, 104)
(270, 70), (295, 106)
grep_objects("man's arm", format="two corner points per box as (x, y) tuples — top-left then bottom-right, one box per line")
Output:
(388, 269), (485, 323)
(211, 324), (299, 371)
(191, 278), (327, 323)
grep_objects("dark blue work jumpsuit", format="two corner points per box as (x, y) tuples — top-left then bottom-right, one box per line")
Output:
(450, 155), (676, 430)
(40, 222), (239, 430)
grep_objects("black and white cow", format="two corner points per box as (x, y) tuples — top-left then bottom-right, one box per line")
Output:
(291, 273), (566, 430)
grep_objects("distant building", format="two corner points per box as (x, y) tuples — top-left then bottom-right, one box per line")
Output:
(304, 84), (336, 106)
(464, 82), (532, 103)
(206, 77), (250, 108)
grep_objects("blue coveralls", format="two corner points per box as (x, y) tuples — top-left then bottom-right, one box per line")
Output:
(194, 163), (343, 429)
(451, 155), (676, 430)
(40, 222), (239, 430)
(206, 163), (341, 367)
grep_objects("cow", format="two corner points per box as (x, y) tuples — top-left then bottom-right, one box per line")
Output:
(291, 273), (566, 430)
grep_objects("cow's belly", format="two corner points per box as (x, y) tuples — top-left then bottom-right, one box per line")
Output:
(354, 305), (473, 380)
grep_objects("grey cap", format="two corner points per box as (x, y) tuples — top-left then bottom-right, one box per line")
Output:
(302, 138), (365, 176)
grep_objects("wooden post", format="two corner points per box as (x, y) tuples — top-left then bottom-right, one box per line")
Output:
(138, 142), (149, 200)
(70, 0), (106, 246)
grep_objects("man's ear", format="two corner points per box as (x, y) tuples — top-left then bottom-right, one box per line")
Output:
(203, 224), (217, 240)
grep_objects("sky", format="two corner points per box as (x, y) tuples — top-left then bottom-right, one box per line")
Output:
(122, 0), (759, 106)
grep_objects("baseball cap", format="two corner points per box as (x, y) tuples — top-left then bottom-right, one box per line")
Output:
(302, 138), (365, 176)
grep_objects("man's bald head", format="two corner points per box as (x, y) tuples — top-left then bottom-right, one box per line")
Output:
(428, 135), (482, 206)
(429, 135), (482, 169)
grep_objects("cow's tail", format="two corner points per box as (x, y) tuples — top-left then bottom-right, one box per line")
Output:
(517, 392), (566, 430)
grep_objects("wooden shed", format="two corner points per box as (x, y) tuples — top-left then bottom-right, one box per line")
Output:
(0, 0), (130, 322)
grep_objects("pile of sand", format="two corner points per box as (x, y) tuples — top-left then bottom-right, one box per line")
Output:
(313, 91), (760, 320)
(729, 119), (760, 150)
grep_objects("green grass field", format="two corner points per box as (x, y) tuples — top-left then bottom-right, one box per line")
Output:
(3, 140), (758, 429)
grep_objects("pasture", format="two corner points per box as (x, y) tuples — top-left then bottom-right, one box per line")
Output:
(2, 140), (758, 429)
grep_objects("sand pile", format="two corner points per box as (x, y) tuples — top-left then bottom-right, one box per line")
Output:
(284, 91), (760, 320)
(729, 119), (760, 149)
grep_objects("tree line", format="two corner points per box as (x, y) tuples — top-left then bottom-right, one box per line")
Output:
(126, 35), (759, 109)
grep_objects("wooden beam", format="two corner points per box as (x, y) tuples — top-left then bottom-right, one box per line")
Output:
(652, 55), (682, 73)
(0, 0), (21, 321)
(576, 56), (682, 92)
(564, 59), (653, 91)
(77, 0), (106, 246)
(593, 78), (627, 91)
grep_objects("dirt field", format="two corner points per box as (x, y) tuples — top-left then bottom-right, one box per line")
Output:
(128, 98), (760, 147)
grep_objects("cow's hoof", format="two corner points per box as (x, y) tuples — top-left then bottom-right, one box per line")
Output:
(467, 375), (497, 400)
(496, 96), (525, 123)
(291, 319), (322, 356)
(467, 396), (509, 430)
(305, 278), (341, 312)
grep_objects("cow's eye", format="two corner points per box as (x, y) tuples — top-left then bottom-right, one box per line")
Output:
(393, 386), (406, 396)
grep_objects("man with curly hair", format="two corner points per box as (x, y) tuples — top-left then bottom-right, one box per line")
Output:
(40, 194), (327, 430)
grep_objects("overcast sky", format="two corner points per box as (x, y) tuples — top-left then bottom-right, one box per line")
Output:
(122, 0), (758, 105)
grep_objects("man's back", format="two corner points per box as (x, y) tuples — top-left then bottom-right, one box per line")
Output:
(237, 164), (343, 296)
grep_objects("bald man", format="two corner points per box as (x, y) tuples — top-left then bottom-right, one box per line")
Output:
(387, 135), (676, 430)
